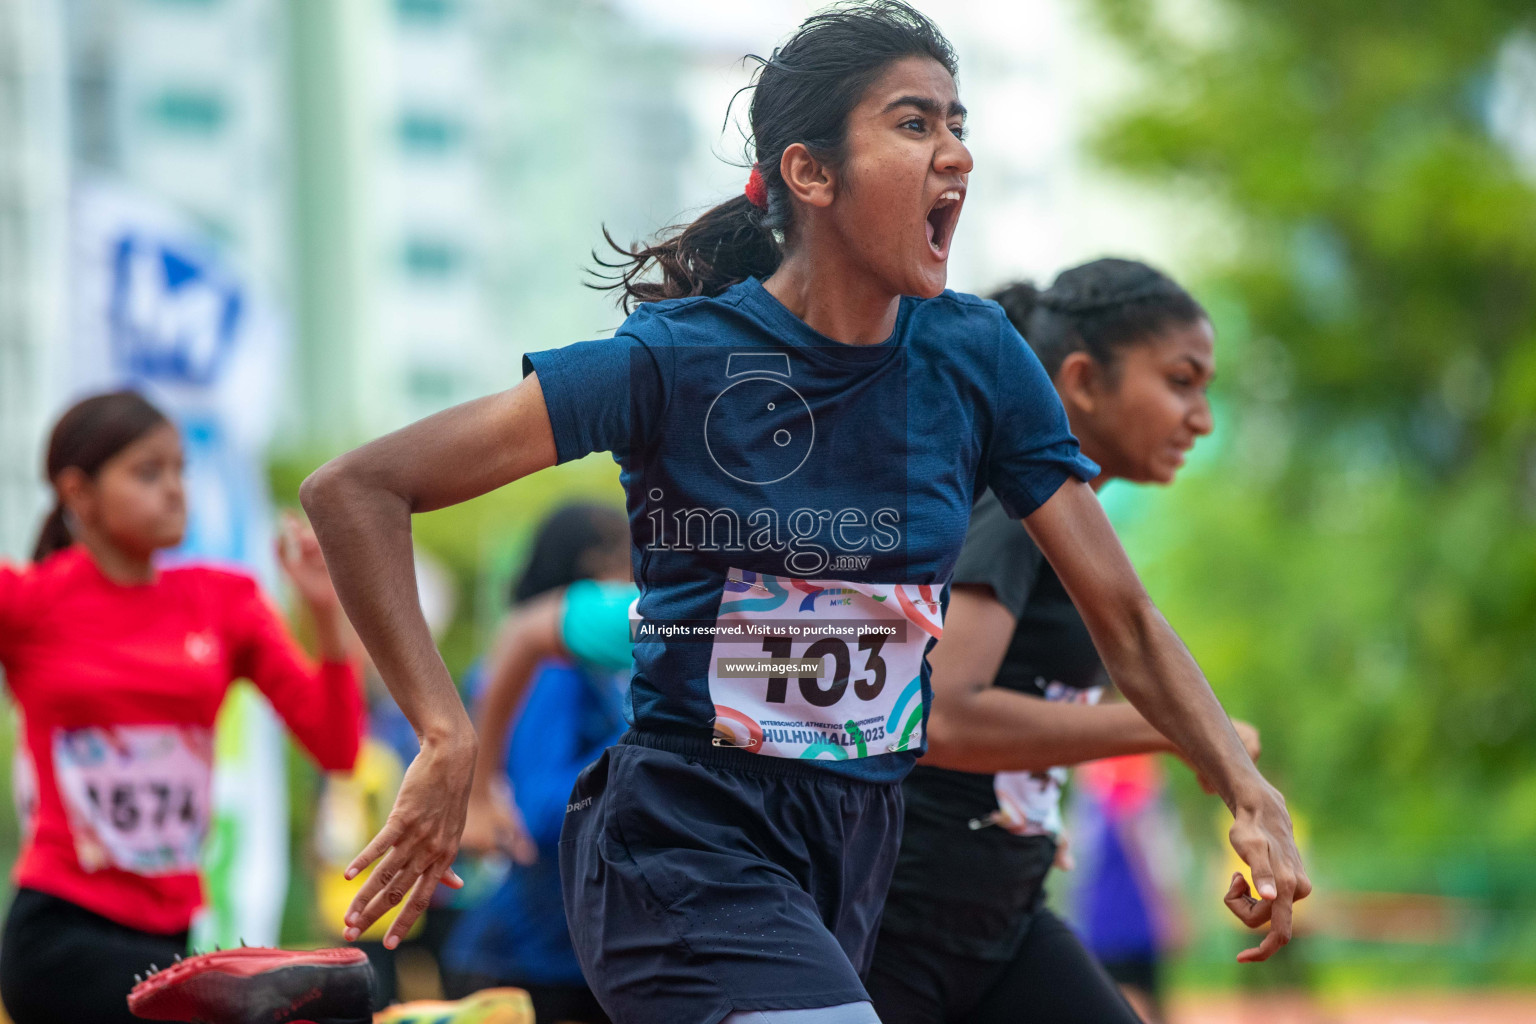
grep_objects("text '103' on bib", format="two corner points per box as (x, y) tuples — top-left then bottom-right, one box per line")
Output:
(706, 570), (943, 759)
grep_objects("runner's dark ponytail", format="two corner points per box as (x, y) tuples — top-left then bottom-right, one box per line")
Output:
(991, 258), (1207, 378)
(32, 390), (170, 563)
(595, 1), (958, 311)
(31, 506), (72, 566)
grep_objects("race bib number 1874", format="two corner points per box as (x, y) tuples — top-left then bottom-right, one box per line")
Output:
(53, 724), (213, 876)
(708, 570), (943, 760)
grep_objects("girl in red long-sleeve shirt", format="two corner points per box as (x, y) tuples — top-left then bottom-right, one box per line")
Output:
(0, 391), (364, 1024)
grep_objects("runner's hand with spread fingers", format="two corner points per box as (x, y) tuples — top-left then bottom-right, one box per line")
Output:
(339, 736), (471, 948)
(304, 379), (558, 949)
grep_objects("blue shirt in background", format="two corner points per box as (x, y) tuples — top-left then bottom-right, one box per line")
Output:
(445, 655), (628, 985)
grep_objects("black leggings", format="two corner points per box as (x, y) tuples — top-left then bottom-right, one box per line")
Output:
(0, 888), (188, 1024)
(865, 909), (1142, 1024)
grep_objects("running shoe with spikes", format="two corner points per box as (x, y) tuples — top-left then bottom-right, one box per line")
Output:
(372, 988), (534, 1024)
(127, 946), (374, 1024)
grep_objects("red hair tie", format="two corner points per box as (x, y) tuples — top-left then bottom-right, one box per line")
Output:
(744, 165), (768, 210)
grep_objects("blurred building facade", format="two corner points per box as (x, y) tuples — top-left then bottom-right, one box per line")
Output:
(0, 1), (69, 558)
(0, 0), (691, 556)
(1, 0), (292, 556)
(0, 0), (1164, 558)
(288, 0), (690, 442)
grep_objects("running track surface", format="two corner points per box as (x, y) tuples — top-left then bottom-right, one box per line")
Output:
(0, 992), (1529, 1023)
(1171, 992), (1536, 1024)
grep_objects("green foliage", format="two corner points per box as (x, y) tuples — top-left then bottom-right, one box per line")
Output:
(1086, 0), (1536, 979)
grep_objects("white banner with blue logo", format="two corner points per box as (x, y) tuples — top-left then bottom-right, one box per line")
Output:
(68, 174), (290, 948)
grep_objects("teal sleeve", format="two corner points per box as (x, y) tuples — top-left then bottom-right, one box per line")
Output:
(560, 580), (639, 672)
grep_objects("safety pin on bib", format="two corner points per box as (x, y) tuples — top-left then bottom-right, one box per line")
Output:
(708, 716), (762, 750)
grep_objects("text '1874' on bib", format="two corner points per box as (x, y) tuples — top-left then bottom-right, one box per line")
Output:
(708, 570), (943, 760)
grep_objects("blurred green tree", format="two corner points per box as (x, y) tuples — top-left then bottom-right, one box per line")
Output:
(1085, 0), (1536, 912)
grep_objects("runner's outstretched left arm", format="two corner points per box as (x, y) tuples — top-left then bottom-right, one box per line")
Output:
(1022, 477), (1310, 963)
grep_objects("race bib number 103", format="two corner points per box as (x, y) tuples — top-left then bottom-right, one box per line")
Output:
(708, 570), (943, 760)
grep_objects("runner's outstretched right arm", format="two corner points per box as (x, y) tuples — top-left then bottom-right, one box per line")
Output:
(300, 373), (558, 949)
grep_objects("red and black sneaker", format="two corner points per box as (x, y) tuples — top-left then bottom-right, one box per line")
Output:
(127, 946), (374, 1024)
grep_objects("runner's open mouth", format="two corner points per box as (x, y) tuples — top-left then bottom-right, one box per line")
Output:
(926, 189), (963, 256)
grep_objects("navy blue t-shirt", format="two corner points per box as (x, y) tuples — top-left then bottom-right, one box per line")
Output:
(523, 277), (1097, 782)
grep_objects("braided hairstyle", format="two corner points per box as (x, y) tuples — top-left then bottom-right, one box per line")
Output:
(594, 1), (958, 311)
(991, 258), (1207, 379)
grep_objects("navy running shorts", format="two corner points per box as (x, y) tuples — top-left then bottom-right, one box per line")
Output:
(559, 730), (903, 1024)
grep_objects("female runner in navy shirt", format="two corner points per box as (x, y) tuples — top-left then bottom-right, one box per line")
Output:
(301, 5), (1309, 1022)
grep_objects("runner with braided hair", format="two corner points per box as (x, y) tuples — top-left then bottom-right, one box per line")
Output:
(867, 258), (1266, 1024)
